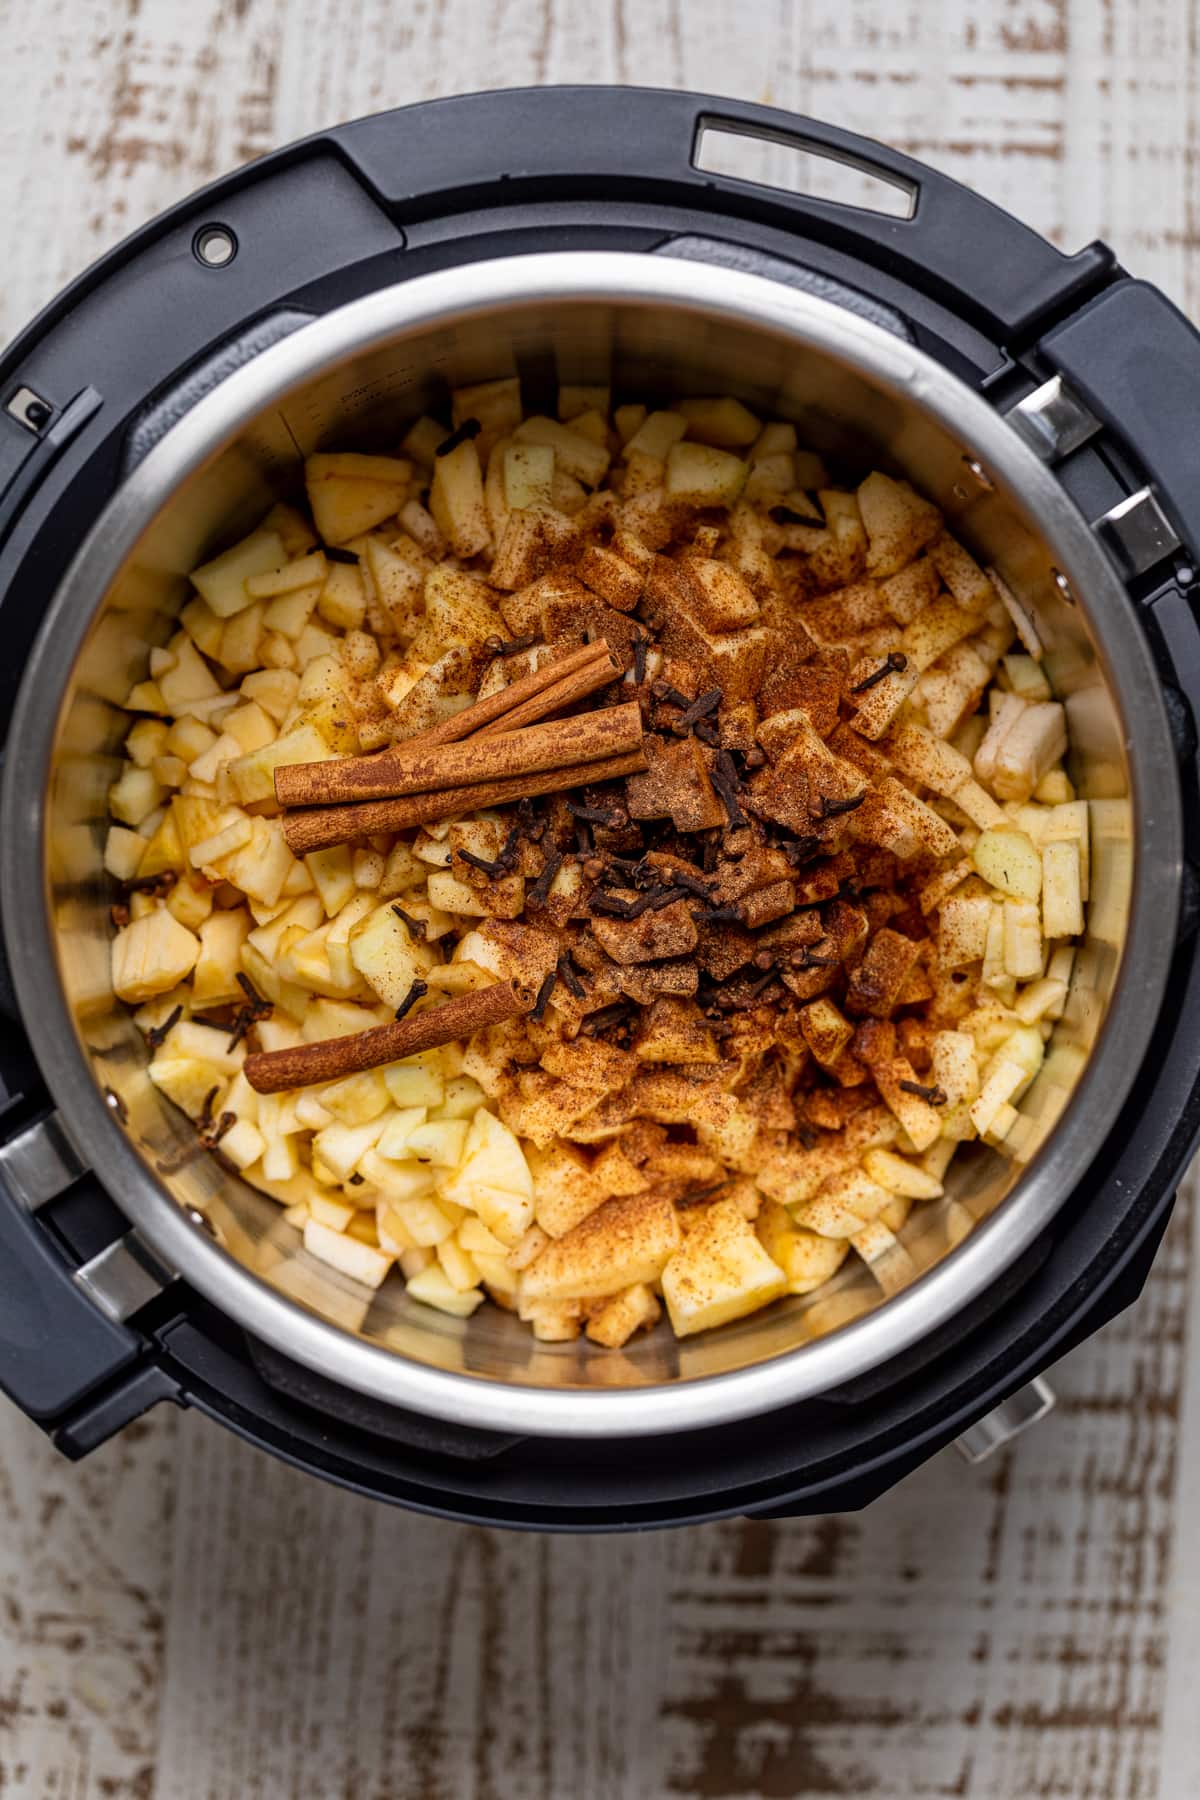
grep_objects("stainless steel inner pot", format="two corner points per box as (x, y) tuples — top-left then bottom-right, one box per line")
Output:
(1, 253), (1181, 1437)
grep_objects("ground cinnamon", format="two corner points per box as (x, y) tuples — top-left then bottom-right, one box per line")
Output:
(244, 979), (533, 1094)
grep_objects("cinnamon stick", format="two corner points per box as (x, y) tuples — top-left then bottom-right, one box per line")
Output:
(396, 638), (609, 752)
(474, 650), (621, 737)
(275, 701), (643, 807)
(281, 749), (648, 855)
(244, 979), (533, 1094)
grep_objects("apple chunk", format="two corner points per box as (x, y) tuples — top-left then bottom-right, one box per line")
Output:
(349, 901), (435, 1007)
(661, 1198), (788, 1337)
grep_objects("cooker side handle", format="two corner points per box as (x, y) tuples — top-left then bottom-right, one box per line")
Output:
(0, 1132), (141, 1422)
(331, 87), (1116, 342)
(1040, 280), (1200, 559)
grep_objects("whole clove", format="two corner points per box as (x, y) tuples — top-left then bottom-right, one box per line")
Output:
(123, 869), (177, 896)
(483, 632), (539, 657)
(145, 1003), (183, 1052)
(556, 954), (586, 998)
(695, 902), (744, 926)
(632, 637), (647, 684)
(391, 903), (427, 941)
(791, 946), (838, 968)
(567, 799), (628, 828)
(850, 651), (908, 694)
(744, 963), (781, 1001)
(677, 1179), (731, 1208)
(769, 499), (824, 527)
(227, 973), (274, 1051)
(898, 1079), (947, 1105)
(435, 416), (482, 456)
(590, 890), (653, 920)
(393, 978), (429, 1022)
(712, 749), (747, 828)
(457, 847), (508, 877)
(580, 1001), (633, 1036)
(530, 968), (558, 1021)
(202, 1110), (237, 1150)
(669, 867), (714, 900)
(672, 687), (722, 733)
(816, 791), (867, 820)
(526, 845), (562, 909)
(651, 679), (692, 710)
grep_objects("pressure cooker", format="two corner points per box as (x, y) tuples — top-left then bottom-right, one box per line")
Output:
(1, 86), (1198, 1531)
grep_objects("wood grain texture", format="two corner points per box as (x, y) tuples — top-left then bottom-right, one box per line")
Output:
(2, 1), (1199, 1795)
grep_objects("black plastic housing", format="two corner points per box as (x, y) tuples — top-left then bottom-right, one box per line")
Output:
(3, 87), (1200, 1529)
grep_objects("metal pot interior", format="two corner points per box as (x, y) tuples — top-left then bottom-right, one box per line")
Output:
(21, 259), (1165, 1414)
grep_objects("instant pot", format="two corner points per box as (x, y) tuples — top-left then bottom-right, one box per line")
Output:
(2, 87), (1199, 1530)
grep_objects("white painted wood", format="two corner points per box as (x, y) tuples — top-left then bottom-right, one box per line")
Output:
(1, 2), (1198, 1794)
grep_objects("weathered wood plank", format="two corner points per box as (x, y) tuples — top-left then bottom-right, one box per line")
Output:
(0, 1406), (177, 1799)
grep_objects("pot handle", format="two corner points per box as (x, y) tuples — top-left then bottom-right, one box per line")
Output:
(333, 87), (1115, 343)
(0, 1118), (142, 1422)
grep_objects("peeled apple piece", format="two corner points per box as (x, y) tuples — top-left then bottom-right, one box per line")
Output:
(111, 909), (200, 1003)
(972, 827), (1042, 901)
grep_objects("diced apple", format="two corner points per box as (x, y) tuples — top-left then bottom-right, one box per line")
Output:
(405, 1261), (484, 1317)
(677, 396), (760, 447)
(857, 472), (942, 577)
(861, 1146), (944, 1199)
(521, 1190), (680, 1302)
(503, 442), (555, 511)
(383, 1055), (446, 1110)
(220, 1119), (266, 1171)
(928, 531), (994, 611)
(793, 1168), (894, 1237)
(349, 900), (433, 1007)
(512, 413), (610, 486)
(104, 824), (146, 882)
(991, 702), (1067, 803)
(661, 1198), (787, 1338)
(1003, 900), (1043, 980)
(938, 886), (992, 969)
(110, 764), (165, 828)
(306, 454), (410, 545)
(228, 722), (336, 806)
(429, 439), (490, 558)
(664, 440), (747, 505)
(1040, 839), (1084, 938)
(191, 908), (252, 1008)
(435, 1075), (488, 1120)
(756, 1199), (852, 1294)
(311, 1118), (389, 1183)
(147, 1057), (227, 1121)
(303, 1216), (394, 1288)
(623, 410), (688, 461)
(973, 826), (1041, 901)
(191, 527), (286, 618)
(404, 1119), (468, 1168)
(585, 1283), (662, 1349)
(451, 376), (522, 449)
(112, 910), (200, 1003)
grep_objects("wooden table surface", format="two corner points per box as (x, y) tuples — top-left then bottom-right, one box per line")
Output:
(2, 3), (1199, 1795)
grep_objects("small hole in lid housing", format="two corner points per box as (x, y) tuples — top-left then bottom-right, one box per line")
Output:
(193, 224), (238, 268)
